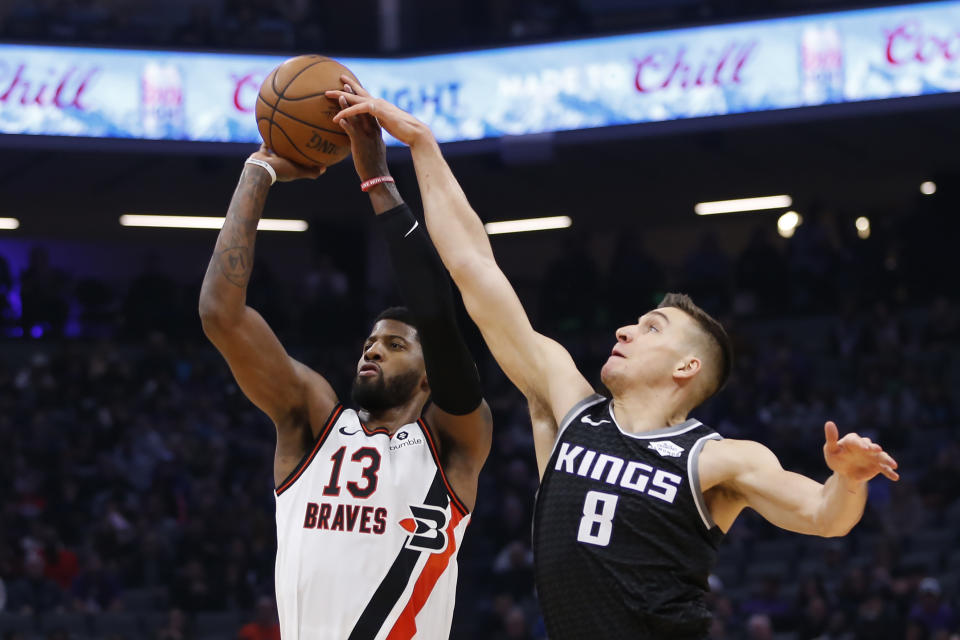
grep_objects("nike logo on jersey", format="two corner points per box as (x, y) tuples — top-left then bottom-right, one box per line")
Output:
(403, 220), (419, 238)
(581, 416), (611, 426)
(340, 426), (361, 436)
(648, 441), (684, 458)
(554, 442), (682, 504)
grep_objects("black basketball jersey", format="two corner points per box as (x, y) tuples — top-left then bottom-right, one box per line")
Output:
(533, 394), (724, 640)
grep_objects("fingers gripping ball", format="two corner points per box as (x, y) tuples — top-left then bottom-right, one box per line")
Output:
(256, 55), (359, 168)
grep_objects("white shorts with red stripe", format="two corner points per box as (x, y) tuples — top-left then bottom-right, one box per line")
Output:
(274, 404), (470, 640)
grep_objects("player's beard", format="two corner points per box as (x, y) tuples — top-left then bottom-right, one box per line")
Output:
(351, 368), (421, 412)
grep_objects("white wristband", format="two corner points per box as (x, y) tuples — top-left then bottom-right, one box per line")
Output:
(245, 158), (277, 185)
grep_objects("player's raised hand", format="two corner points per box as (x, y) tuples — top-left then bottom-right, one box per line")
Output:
(823, 421), (899, 482)
(326, 85), (432, 148)
(332, 78), (389, 182)
(249, 144), (326, 182)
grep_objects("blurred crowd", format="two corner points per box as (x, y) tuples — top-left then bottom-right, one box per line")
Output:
(0, 0), (913, 54)
(0, 199), (958, 640)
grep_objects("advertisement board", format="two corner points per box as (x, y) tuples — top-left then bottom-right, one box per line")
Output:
(1, 1), (960, 145)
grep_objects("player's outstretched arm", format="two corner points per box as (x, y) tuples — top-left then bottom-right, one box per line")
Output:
(327, 88), (594, 429)
(707, 422), (899, 536)
(199, 148), (336, 485)
(334, 81), (492, 508)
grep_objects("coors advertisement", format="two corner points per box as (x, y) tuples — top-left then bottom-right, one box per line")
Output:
(1, 0), (960, 145)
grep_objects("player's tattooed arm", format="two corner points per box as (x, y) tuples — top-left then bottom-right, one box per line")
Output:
(199, 152), (336, 442)
(205, 165), (269, 297)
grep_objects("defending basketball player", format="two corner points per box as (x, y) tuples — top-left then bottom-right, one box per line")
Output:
(199, 95), (492, 638)
(329, 85), (900, 639)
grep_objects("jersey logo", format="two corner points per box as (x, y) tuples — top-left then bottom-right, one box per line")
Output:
(648, 441), (684, 457)
(580, 415), (611, 426)
(339, 426), (361, 436)
(389, 430), (424, 451)
(398, 505), (448, 553)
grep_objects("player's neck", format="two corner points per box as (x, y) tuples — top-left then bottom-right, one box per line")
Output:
(358, 397), (426, 434)
(610, 389), (689, 434)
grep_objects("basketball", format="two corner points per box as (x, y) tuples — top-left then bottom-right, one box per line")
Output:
(256, 55), (359, 168)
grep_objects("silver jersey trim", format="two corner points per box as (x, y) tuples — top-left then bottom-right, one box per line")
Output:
(688, 433), (723, 530)
(607, 402), (702, 439)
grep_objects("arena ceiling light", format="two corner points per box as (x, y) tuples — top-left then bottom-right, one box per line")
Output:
(694, 195), (793, 216)
(0, 217), (20, 230)
(777, 211), (803, 238)
(484, 215), (572, 235)
(920, 181), (937, 195)
(119, 215), (308, 232)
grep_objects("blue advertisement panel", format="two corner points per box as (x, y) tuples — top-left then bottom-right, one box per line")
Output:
(1, 1), (959, 145)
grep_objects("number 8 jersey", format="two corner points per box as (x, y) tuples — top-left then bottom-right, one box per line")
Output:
(533, 394), (724, 640)
(274, 404), (470, 640)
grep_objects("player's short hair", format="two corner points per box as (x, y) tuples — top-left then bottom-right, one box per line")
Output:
(372, 306), (419, 340)
(657, 293), (732, 403)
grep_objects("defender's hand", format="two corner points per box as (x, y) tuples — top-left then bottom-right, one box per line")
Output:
(249, 144), (326, 182)
(330, 77), (390, 182)
(326, 87), (433, 149)
(823, 421), (899, 483)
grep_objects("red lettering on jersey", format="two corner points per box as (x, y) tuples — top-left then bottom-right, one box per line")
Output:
(318, 503), (332, 529)
(304, 502), (388, 535)
(303, 502), (319, 528)
(331, 504), (346, 530)
(345, 505), (361, 530)
(373, 507), (388, 534)
(359, 506), (374, 533)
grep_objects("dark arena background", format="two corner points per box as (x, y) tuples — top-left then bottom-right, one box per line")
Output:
(1, 1), (960, 639)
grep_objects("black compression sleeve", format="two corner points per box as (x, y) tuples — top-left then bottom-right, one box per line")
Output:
(377, 202), (482, 415)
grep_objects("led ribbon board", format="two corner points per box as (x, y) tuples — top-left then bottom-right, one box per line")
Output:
(1, 0), (959, 144)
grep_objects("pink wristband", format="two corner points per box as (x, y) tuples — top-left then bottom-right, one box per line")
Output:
(361, 176), (395, 192)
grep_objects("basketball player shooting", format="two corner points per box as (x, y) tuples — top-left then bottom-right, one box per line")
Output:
(329, 85), (900, 639)
(199, 89), (492, 639)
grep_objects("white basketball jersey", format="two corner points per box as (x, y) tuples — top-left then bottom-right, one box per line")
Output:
(274, 404), (470, 640)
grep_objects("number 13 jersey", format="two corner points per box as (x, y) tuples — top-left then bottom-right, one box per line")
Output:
(533, 394), (724, 640)
(274, 404), (470, 640)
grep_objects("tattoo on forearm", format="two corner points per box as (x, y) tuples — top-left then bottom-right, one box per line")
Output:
(210, 167), (270, 289)
(216, 246), (252, 287)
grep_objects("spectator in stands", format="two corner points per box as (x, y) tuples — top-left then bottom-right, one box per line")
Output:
(682, 231), (732, 314)
(606, 229), (664, 321)
(237, 595), (280, 640)
(18, 246), (69, 338)
(6, 554), (63, 614)
(910, 578), (955, 636)
(852, 585), (902, 640)
(154, 608), (190, 640)
(70, 552), (123, 612)
(540, 234), (599, 333)
(735, 226), (788, 314)
(0, 251), (12, 328)
(745, 613), (774, 640)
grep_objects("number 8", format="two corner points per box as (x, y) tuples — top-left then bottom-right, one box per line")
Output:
(577, 490), (619, 547)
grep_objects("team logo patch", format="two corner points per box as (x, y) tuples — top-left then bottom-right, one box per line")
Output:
(648, 441), (684, 457)
(398, 505), (448, 553)
(581, 415), (611, 426)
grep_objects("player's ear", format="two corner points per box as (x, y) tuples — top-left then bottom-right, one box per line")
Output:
(673, 356), (701, 381)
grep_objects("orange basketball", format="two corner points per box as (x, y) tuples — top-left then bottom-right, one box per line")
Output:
(256, 55), (359, 168)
